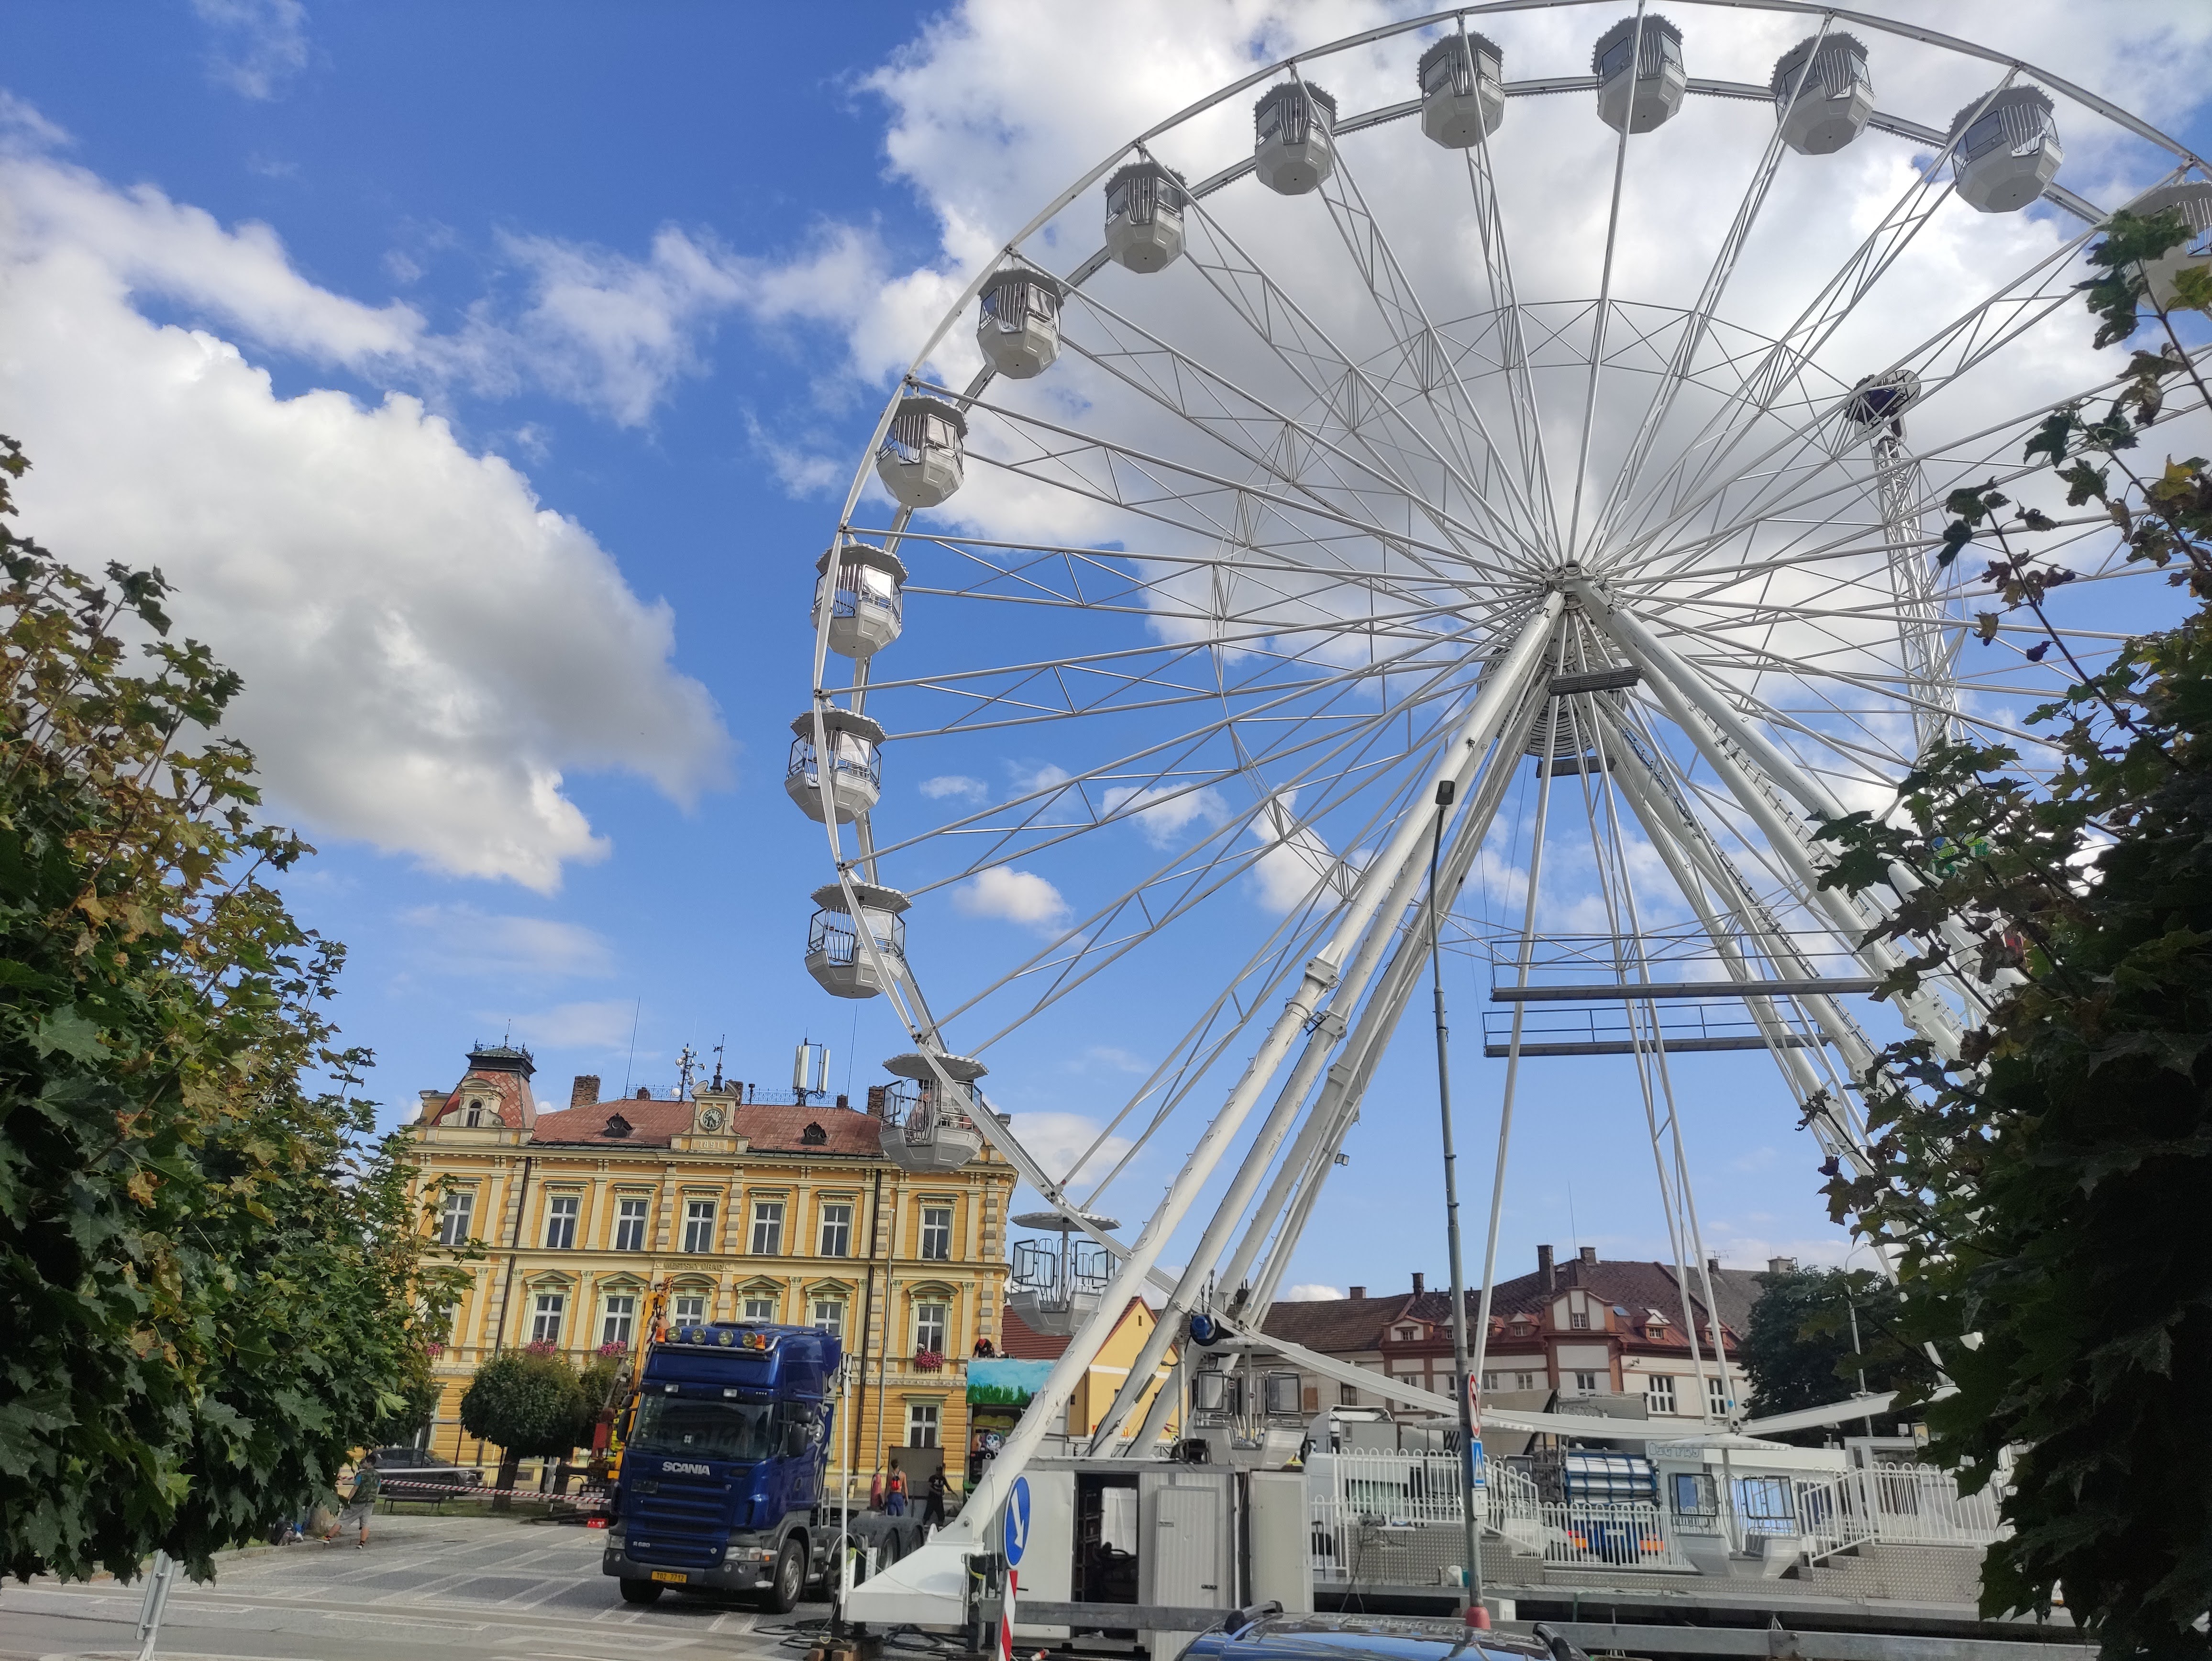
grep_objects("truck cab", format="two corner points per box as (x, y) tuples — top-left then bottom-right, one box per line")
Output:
(603, 1322), (841, 1609)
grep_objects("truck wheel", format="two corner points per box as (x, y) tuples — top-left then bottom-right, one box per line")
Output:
(619, 1578), (664, 1606)
(762, 1538), (806, 1613)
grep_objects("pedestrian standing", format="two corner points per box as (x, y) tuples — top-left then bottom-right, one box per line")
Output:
(869, 1467), (885, 1511)
(322, 1460), (382, 1550)
(885, 1460), (907, 1517)
(922, 1467), (948, 1528)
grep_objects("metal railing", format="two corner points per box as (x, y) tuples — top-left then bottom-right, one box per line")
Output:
(1309, 1449), (2003, 1583)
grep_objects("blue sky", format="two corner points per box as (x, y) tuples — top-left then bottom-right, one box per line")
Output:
(7, 0), (2211, 1305)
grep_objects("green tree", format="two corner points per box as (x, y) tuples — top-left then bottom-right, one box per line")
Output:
(458, 1352), (587, 1506)
(0, 438), (465, 1583)
(1814, 209), (2212, 1658)
(1736, 1267), (1910, 1443)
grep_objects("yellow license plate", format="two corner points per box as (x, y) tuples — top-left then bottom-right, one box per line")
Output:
(650, 1571), (688, 1584)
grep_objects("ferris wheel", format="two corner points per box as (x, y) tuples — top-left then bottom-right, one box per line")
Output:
(797, 0), (2212, 1596)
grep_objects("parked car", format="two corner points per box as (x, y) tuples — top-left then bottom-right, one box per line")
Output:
(363, 1447), (485, 1494)
(1182, 1611), (1582, 1661)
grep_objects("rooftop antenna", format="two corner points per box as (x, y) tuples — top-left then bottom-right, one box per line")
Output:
(619, 998), (641, 1097)
(793, 1037), (830, 1107)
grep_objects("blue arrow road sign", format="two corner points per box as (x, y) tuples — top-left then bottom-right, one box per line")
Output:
(1004, 1475), (1032, 1566)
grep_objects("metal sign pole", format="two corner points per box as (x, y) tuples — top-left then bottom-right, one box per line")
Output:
(134, 1550), (177, 1661)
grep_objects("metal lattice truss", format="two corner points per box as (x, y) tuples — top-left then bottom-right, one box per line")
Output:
(803, 1), (2212, 1622)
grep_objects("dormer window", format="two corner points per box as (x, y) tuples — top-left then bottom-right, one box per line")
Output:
(1394, 1325), (1420, 1341)
(464, 1100), (485, 1128)
(1571, 1310), (1591, 1330)
(603, 1113), (633, 1139)
(802, 1122), (828, 1146)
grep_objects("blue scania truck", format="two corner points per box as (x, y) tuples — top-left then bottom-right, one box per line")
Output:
(603, 1321), (847, 1610)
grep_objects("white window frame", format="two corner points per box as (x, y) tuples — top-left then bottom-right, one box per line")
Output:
(812, 1298), (846, 1337)
(437, 1189), (475, 1246)
(913, 1301), (949, 1356)
(1573, 1370), (1601, 1394)
(906, 1402), (940, 1448)
(681, 1199), (718, 1255)
(751, 1199), (785, 1256)
(818, 1202), (852, 1258)
(1709, 1373), (1729, 1412)
(1646, 1374), (1678, 1414)
(918, 1204), (953, 1262)
(530, 1291), (565, 1346)
(742, 1291), (779, 1321)
(613, 1196), (649, 1252)
(544, 1194), (579, 1250)
(600, 1294), (635, 1349)
(1515, 1371), (1537, 1392)
(671, 1293), (707, 1324)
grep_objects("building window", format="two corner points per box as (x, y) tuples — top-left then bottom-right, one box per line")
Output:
(751, 1199), (785, 1256)
(1515, 1372), (1537, 1392)
(682, 1199), (717, 1255)
(530, 1292), (565, 1346)
(601, 1295), (635, 1349)
(743, 1292), (778, 1321)
(464, 1100), (484, 1127)
(1647, 1374), (1677, 1414)
(907, 1403), (940, 1448)
(1573, 1371), (1600, 1394)
(437, 1190), (474, 1245)
(1338, 1382), (1359, 1406)
(614, 1197), (649, 1251)
(1570, 1310), (1591, 1330)
(918, 1205), (952, 1261)
(1481, 1372), (1499, 1393)
(544, 1195), (578, 1250)
(819, 1203), (852, 1258)
(913, 1301), (949, 1356)
(672, 1293), (707, 1324)
(812, 1299), (846, 1338)
(1709, 1373), (1729, 1413)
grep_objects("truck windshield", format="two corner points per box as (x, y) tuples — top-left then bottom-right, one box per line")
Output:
(630, 1394), (775, 1461)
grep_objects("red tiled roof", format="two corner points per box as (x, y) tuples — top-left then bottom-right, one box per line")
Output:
(524, 1097), (888, 1155)
(1000, 1303), (1071, 1360)
(430, 1066), (537, 1130)
(1261, 1292), (1409, 1354)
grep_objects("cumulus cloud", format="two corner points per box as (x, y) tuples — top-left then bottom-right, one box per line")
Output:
(0, 145), (733, 890)
(1003, 1109), (1134, 1188)
(954, 866), (1072, 928)
(402, 905), (615, 979)
(1282, 1283), (1344, 1302)
(192, 0), (310, 101)
(1103, 782), (1233, 849)
(507, 998), (644, 1051)
(920, 773), (989, 800)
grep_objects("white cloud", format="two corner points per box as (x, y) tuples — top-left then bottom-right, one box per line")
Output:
(1103, 782), (1233, 849)
(1246, 792), (1354, 914)
(192, 0), (309, 101)
(954, 866), (1072, 928)
(1002, 1109), (1133, 1188)
(507, 998), (643, 1051)
(401, 905), (614, 979)
(1282, 1283), (1344, 1302)
(1076, 1044), (1150, 1075)
(0, 145), (733, 891)
(920, 773), (988, 801)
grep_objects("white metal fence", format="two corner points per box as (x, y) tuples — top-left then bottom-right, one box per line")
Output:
(1309, 1451), (2003, 1584)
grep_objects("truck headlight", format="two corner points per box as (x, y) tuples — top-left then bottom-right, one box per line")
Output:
(725, 1545), (774, 1563)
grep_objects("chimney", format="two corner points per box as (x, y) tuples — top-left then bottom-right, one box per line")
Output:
(1707, 1256), (1721, 1275)
(570, 1074), (601, 1108)
(836, 1093), (850, 1110)
(867, 1085), (888, 1116)
(635, 1086), (652, 1100)
(1411, 1272), (1426, 1295)
(1768, 1255), (1798, 1274)
(1538, 1243), (1556, 1294)
(1349, 1285), (1366, 1301)
(1579, 1245), (1598, 1268)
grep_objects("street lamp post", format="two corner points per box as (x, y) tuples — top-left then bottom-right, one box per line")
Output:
(1428, 779), (1488, 1628)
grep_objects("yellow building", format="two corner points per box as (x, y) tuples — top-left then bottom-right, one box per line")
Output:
(405, 1043), (1016, 1495)
(987, 1296), (1180, 1454)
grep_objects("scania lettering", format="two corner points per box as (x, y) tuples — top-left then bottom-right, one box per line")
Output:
(603, 1322), (849, 1610)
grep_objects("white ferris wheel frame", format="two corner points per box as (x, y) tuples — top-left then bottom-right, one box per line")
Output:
(801, 0), (2212, 1618)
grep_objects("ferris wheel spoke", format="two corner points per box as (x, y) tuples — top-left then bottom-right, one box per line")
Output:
(1603, 76), (2020, 554)
(1058, 291), (1514, 582)
(1587, 15), (1835, 556)
(1172, 190), (1549, 568)
(1309, 114), (1553, 553)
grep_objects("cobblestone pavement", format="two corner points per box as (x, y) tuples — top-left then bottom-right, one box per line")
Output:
(0, 1512), (835, 1661)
